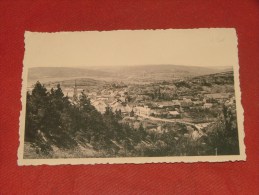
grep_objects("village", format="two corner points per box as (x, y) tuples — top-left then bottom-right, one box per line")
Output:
(55, 71), (237, 142)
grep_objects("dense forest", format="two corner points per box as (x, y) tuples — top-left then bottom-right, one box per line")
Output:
(24, 82), (240, 158)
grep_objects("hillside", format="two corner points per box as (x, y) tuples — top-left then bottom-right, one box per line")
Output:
(190, 70), (234, 85)
(28, 65), (233, 85)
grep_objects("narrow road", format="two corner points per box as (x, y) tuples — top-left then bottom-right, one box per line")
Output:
(135, 114), (211, 135)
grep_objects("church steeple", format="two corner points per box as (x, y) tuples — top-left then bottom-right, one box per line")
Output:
(73, 80), (78, 101)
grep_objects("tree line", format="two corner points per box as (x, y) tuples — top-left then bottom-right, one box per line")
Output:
(25, 82), (145, 156)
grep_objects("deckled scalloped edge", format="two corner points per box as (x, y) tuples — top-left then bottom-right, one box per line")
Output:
(17, 28), (246, 166)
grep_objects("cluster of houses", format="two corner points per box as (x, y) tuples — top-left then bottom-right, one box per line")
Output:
(56, 80), (236, 122)
(88, 90), (183, 119)
(85, 87), (235, 120)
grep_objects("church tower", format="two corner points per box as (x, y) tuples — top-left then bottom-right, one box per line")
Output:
(73, 80), (78, 101)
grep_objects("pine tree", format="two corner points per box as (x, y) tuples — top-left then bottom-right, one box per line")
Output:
(206, 105), (239, 155)
(25, 81), (52, 153)
(79, 92), (95, 112)
(130, 109), (134, 117)
(26, 81), (49, 134)
(115, 109), (122, 120)
(25, 91), (35, 141)
(138, 123), (147, 140)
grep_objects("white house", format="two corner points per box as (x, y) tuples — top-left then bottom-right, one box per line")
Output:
(169, 110), (180, 117)
(91, 100), (108, 114)
(203, 103), (213, 109)
(110, 101), (131, 114)
(134, 106), (153, 116)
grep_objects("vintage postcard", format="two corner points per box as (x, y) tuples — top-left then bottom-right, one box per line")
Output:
(18, 29), (245, 165)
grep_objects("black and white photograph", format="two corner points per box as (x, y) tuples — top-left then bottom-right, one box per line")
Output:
(18, 29), (245, 165)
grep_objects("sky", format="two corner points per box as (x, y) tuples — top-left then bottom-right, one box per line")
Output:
(24, 28), (238, 68)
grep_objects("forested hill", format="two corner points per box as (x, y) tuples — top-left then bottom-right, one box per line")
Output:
(28, 65), (232, 85)
(25, 82), (146, 158)
(190, 71), (234, 84)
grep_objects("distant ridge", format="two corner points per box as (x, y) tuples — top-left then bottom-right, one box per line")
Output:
(28, 65), (233, 85)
